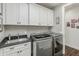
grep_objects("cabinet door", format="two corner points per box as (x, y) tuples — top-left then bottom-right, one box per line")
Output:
(21, 48), (31, 56)
(22, 42), (31, 56)
(19, 3), (28, 25)
(0, 16), (3, 31)
(5, 3), (18, 25)
(0, 4), (1, 13)
(2, 45), (16, 56)
(39, 6), (48, 26)
(29, 4), (40, 25)
(0, 48), (4, 56)
(2, 44), (23, 56)
(4, 51), (18, 56)
(18, 42), (31, 56)
(47, 9), (53, 26)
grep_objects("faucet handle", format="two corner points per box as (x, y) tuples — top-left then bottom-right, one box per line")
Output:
(17, 33), (19, 39)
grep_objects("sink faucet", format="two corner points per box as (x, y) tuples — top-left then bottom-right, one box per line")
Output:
(8, 34), (11, 40)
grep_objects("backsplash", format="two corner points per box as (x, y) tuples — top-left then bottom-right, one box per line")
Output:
(4, 25), (52, 37)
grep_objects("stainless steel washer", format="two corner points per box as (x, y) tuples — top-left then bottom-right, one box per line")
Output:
(30, 33), (53, 56)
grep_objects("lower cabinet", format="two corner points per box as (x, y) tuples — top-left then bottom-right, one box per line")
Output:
(0, 48), (3, 56)
(4, 51), (19, 56)
(0, 42), (31, 56)
(18, 48), (31, 56)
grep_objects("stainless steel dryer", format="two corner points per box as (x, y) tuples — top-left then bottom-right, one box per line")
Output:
(50, 33), (63, 56)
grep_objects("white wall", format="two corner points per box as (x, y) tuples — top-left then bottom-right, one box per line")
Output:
(65, 7), (79, 50)
(51, 5), (63, 33)
(51, 5), (65, 54)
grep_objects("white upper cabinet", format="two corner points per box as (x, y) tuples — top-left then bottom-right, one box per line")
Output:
(29, 3), (53, 26)
(39, 6), (48, 26)
(47, 9), (53, 26)
(39, 5), (53, 26)
(0, 4), (1, 13)
(5, 3), (28, 25)
(4, 3), (53, 26)
(18, 3), (28, 25)
(5, 3), (18, 25)
(0, 3), (3, 15)
(29, 4), (40, 25)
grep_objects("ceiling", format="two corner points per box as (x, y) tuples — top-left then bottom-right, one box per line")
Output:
(38, 3), (64, 9)
(65, 3), (79, 11)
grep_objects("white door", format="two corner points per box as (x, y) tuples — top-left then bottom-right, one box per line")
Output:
(5, 3), (18, 25)
(39, 6), (48, 26)
(19, 3), (28, 25)
(29, 4), (40, 25)
(47, 9), (53, 26)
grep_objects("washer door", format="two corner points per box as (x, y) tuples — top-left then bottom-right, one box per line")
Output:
(35, 38), (53, 56)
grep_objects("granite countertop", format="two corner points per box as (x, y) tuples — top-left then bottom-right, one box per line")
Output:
(0, 39), (31, 49)
(0, 35), (32, 49)
(0, 35), (31, 49)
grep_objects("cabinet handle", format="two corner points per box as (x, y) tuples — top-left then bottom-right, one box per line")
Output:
(10, 47), (14, 50)
(17, 50), (22, 53)
(19, 22), (21, 24)
(17, 22), (19, 24)
(17, 22), (21, 24)
(24, 44), (27, 46)
(17, 51), (19, 53)
(20, 50), (22, 53)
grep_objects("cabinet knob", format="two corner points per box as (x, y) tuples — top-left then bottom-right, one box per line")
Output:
(17, 22), (21, 24)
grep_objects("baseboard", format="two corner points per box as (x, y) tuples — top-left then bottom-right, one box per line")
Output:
(65, 45), (79, 51)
